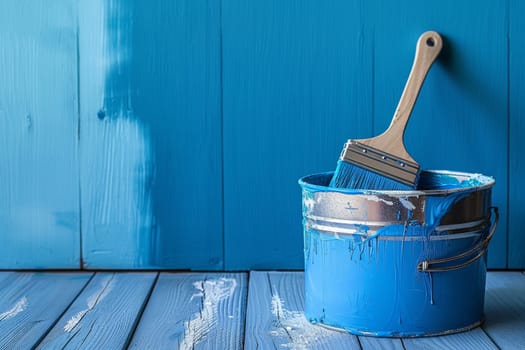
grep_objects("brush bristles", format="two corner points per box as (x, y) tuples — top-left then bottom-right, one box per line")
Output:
(329, 140), (420, 190)
(329, 160), (415, 190)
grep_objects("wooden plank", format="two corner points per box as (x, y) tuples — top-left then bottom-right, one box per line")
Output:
(36, 272), (156, 349)
(403, 328), (498, 350)
(372, 1), (508, 268)
(222, 0), (374, 269)
(79, 0), (223, 269)
(0, 272), (92, 349)
(509, 0), (525, 268)
(129, 273), (247, 349)
(359, 337), (404, 350)
(244, 271), (360, 349)
(0, 0), (80, 268)
(482, 271), (525, 349)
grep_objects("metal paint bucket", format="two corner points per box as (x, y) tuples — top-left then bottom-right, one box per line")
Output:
(299, 170), (497, 337)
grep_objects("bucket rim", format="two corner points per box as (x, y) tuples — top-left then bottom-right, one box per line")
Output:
(298, 169), (495, 196)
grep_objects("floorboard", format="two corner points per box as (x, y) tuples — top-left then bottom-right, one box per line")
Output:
(403, 328), (498, 350)
(0, 272), (92, 350)
(482, 271), (525, 349)
(35, 272), (156, 349)
(128, 272), (247, 349)
(359, 337), (405, 350)
(0, 270), (523, 349)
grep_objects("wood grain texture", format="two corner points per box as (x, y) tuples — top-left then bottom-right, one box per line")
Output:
(244, 271), (361, 349)
(78, 0), (223, 269)
(222, 0), (374, 270)
(36, 272), (156, 349)
(509, 0), (525, 268)
(0, 0), (522, 270)
(372, 1), (508, 268)
(359, 337), (404, 350)
(482, 272), (525, 349)
(129, 273), (247, 349)
(0, 272), (92, 349)
(403, 328), (498, 350)
(0, 0), (80, 268)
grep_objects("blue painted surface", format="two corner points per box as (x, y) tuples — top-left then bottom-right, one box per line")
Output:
(0, 0), (521, 269)
(36, 272), (157, 349)
(509, 0), (525, 269)
(0, 1), (80, 268)
(78, 0), (223, 269)
(300, 172), (493, 336)
(371, 1), (508, 269)
(2, 271), (519, 348)
(305, 229), (488, 336)
(0, 272), (92, 349)
(129, 273), (248, 349)
(222, 0), (374, 270)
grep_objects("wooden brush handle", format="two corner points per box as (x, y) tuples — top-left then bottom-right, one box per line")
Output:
(365, 31), (442, 161)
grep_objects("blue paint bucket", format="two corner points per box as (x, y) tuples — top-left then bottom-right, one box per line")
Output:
(299, 170), (497, 337)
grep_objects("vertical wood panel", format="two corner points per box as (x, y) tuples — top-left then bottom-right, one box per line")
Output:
(0, 0), (80, 268)
(79, 0), (223, 269)
(372, 0), (508, 268)
(222, 0), (374, 269)
(509, 0), (525, 268)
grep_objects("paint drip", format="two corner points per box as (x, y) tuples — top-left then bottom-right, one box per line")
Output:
(299, 170), (495, 336)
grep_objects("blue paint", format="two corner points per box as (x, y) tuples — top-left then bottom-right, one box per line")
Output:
(79, 0), (223, 269)
(509, 0), (525, 268)
(372, 2), (508, 268)
(330, 161), (414, 190)
(0, 0), (516, 270)
(0, 0), (81, 269)
(222, 0), (374, 270)
(300, 171), (495, 336)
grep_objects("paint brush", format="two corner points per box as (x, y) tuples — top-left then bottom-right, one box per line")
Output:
(330, 31), (443, 190)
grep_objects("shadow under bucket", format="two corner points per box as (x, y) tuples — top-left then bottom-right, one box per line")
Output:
(299, 170), (498, 337)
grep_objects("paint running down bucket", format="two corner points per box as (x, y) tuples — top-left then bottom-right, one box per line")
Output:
(299, 170), (497, 337)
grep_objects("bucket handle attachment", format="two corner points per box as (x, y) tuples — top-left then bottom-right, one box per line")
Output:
(417, 206), (499, 273)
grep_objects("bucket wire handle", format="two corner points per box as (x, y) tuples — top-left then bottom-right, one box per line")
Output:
(417, 206), (499, 272)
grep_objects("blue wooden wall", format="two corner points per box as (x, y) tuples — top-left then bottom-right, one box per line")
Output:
(0, 0), (522, 270)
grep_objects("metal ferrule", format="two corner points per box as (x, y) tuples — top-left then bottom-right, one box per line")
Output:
(341, 140), (419, 186)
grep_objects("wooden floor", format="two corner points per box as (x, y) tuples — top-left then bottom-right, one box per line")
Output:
(0, 271), (524, 349)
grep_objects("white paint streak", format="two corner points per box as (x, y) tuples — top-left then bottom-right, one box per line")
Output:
(0, 296), (28, 321)
(64, 276), (113, 332)
(363, 195), (393, 206)
(79, 0), (154, 266)
(400, 197), (416, 210)
(270, 294), (333, 349)
(303, 197), (316, 214)
(180, 278), (237, 350)
(64, 310), (88, 332)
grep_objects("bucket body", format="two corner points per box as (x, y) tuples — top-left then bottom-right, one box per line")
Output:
(299, 170), (496, 337)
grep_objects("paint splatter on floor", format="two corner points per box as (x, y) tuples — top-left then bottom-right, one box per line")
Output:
(180, 277), (237, 350)
(64, 275), (114, 332)
(270, 293), (333, 349)
(0, 296), (28, 321)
